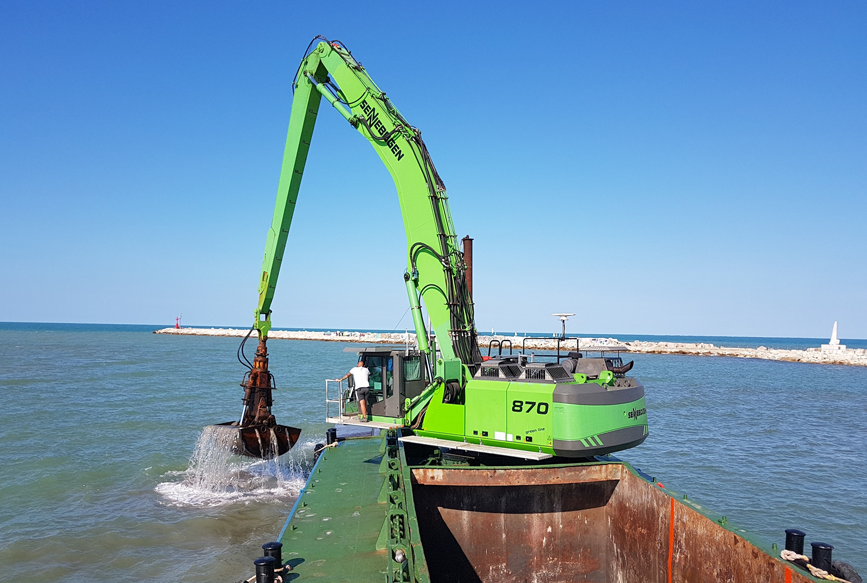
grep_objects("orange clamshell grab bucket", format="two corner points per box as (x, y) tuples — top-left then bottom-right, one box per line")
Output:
(210, 336), (301, 458)
(211, 422), (301, 458)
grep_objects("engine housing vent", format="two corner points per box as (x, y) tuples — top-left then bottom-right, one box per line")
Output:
(500, 363), (522, 378)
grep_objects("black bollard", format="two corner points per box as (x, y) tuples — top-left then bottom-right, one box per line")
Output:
(811, 542), (833, 572)
(262, 541), (283, 569)
(785, 529), (806, 555)
(254, 556), (276, 583)
(326, 428), (337, 446)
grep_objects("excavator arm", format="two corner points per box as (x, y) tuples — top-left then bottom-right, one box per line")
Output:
(254, 38), (479, 377)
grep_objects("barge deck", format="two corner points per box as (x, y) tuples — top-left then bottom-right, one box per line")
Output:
(276, 428), (828, 583)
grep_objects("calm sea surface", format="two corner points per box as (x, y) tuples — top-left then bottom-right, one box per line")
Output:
(0, 323), (865, 581)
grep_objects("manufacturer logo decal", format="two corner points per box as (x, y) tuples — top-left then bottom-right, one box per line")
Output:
(628, 407), (646, 420)
(359, 99), (404, 161)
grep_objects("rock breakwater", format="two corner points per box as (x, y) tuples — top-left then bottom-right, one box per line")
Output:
(153, 328), (867, 367)
(153, 328), (625, 351)
(154, 327), (414, 344)
(625, 340), (867, 367)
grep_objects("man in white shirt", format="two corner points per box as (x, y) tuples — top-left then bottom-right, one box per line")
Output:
(341, 360), (371, 422)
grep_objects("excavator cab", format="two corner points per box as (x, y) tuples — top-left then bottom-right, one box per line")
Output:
(328, 347), (428, 426)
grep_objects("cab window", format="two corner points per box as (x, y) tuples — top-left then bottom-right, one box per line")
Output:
(386, 357), (394, 398)
(365, 355), (384, 402)
(403, 356), (422, 381)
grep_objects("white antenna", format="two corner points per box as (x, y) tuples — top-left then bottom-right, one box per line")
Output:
(552, 313), (575, 340)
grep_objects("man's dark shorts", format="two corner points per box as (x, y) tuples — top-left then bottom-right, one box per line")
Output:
(356, 387), (370, 402)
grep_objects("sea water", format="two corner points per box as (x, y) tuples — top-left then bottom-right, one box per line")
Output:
(0, 323), (864, 581)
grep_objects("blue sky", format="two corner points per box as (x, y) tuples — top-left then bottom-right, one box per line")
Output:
(1, 1), (865, 338)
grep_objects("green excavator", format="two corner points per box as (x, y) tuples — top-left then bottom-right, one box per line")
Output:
(212, 37), (648, 460)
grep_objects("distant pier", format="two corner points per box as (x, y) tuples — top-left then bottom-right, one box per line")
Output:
(625, 339), (867, 367)
(153, 327), (867, 367)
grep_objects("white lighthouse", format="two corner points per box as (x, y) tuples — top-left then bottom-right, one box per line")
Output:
(821, 321), (846, 352)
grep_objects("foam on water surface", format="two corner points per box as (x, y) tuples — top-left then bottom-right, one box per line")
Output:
(155, 425), (313, 507)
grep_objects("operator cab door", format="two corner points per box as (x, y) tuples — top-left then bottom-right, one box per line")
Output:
(365, 355), (386, 416)
(366, 351), (427, 419)
(368, 353), (404, 418)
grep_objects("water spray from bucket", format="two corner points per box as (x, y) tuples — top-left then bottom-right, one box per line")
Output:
(209, 331), (301, 458)
(156, 426), (318, 506)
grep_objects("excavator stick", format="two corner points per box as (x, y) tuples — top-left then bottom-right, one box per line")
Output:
(209, 336), (301, 458)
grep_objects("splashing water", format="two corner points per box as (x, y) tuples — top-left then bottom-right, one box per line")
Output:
(155, 425), (316, 506)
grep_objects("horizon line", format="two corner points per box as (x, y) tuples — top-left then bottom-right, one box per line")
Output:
(0, 321), (863, 342)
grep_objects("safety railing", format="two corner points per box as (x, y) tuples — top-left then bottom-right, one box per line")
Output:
(487, 338), (513, 358)
(325, 378), (345, 421)
(520, 336), (580, 362)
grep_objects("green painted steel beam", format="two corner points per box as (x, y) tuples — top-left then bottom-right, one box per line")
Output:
(254, 68), (323, 338)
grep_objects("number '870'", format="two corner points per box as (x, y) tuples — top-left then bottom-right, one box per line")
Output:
(511, 400), (549, 414)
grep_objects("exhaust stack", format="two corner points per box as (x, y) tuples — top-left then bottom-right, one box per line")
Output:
(462, 235), (474, 298)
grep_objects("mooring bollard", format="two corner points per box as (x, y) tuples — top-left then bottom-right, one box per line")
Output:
(262, 541), (283, 569)
(785, 529), (806, 555)
(254, 556), (276, 583)
(810, 541), (833, 572)
(326, 427), (337, 446)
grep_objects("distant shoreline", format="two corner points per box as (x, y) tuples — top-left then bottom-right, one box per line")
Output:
(153, 327), (867, 368)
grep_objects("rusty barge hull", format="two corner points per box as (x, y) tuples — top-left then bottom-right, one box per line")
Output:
(412, 464), (801, 583)
(277, 430), (826, 583)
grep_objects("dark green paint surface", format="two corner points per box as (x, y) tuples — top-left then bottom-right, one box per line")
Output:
(280, 438), (387, 581)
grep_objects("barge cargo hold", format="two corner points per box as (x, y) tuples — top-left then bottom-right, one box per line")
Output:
(273, 428), (830, 583)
